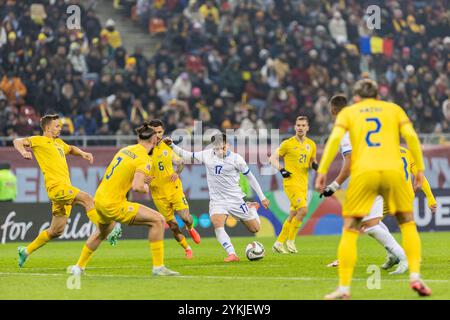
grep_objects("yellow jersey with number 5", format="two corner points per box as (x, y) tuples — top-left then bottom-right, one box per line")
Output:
(95, 144), (151, 204)
(335, 98), (410, 175)
(27, 136), (72, 190)
(277, 136), (316, 190)
(149, 142), (183, 198)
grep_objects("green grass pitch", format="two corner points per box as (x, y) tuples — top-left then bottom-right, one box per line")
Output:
(1, 232), (449, 300)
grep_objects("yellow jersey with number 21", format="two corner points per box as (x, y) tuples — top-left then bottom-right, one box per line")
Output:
(277, 136), (316, 190)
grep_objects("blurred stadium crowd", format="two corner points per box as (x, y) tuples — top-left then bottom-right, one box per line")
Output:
(0, 0), (449, 144)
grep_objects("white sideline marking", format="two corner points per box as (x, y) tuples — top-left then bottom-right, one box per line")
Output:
(0, 272), (449, 283)
(7, 264), (287, 271)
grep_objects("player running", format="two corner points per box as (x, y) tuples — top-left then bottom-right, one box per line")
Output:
(13, 114), (121, 267)
(69, 123), (179, 276)
(316, 79), (432, 299)
(148, 119), (201, 259)
(269, 116), (318, 254)
(163, 133), (270, 262)
(323, 95), (437, 274)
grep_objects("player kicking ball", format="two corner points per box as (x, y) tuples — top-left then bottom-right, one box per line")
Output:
(163, 133), (269, 262)
(13, 114), (121, 268)
(316, 79), (432, 299)
(323, 95), (436, 275)
(69, 123), (178, 276)
(148, 119), (201, 259)
(269, 116), (318, 254)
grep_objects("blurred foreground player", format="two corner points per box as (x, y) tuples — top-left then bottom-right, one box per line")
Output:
(316, 79), (432, 299)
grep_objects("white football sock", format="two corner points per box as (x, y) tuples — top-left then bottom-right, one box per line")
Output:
(365, 223), (407, 261)
(378, 221), (389, 232)
(215, 227), (235, 255)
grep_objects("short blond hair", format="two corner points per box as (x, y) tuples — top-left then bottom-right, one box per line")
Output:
(353, 79), (378, 98)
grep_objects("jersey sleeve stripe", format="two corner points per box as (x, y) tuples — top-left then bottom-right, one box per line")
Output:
(341, 150), (352, 156)
(242, 168), (250, 175)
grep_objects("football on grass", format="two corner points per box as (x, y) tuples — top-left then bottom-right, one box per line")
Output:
(245, 241), (265, 261)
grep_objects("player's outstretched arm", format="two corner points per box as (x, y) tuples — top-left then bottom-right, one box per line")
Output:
(132, 171), (150, 193)
(400, 122), (425, 190)
(170, 153), (185, 182)
(315, 126), (346, 191)
(245, 171), (270, 209)
(69, 145), (94, 164)
(164, 137), (202, 164)
(320, 153), (351, 198)
(269, 148), (291, 178)
(411, 161), (436, 213)
(13, 138), (32, 160)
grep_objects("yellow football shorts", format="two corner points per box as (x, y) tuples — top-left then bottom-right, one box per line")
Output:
(284, 186), (307, 212)
(152, 192), (189, 222)
(343, 170), (413, 217)
(94, 198), (140, 225)
(47, 184), (80, 217)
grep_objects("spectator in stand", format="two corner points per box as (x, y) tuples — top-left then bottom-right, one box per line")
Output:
(0, 71), (27, 104)
(101, 19), (122, 50)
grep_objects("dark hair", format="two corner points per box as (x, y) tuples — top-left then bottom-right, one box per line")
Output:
(329, 95), (348, 112)
(40, 114), (59, 131)
(353, 79), (378, 98)
(295, 116), (309, 124)
(0, 162), (11, 170)
(148, 119), (164, 128)
(135, 122), (155, 140)
(211, 133), (227, 146)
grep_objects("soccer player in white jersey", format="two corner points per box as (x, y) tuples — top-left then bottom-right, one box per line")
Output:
(163, 133), (270, 262)
(323, 95), (435, 274)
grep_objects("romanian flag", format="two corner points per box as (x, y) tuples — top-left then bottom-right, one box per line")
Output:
(360, 36), (394, 57)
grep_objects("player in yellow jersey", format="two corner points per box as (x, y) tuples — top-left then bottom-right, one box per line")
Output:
(13, 114), (121, 267)
(323, 95), (437, 275)
(148, 119), (201, 259)
(316, 79), (432, 299)
(68, 123), (179, 276)
(269, 116), (318, 254)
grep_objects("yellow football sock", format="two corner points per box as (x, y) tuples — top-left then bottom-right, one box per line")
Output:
(338, 228), (359, 287)
(288, 216), (302, 241)
(86, 208), (99, 226)
(76, 244), (94, 269)
(150, 240), (164, 268)
(277, 219), (291, 243)
(26, 230), (51, 255)
(399, 221), (421, 274)
(177, 236), (189, 249)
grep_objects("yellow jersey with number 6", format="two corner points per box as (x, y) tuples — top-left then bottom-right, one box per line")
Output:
(277, 136), (316, 190)
(95, 144), (151, 204)
(335, 99), (411, 175)
(27, 136), (72, 190)
(149, 142), (183, 198)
